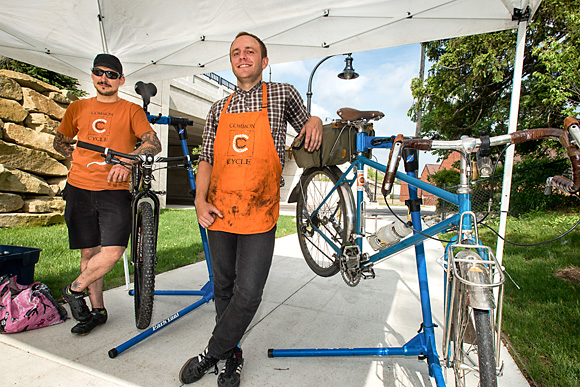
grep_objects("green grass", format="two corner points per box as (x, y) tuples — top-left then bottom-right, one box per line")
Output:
(479, 211), (580, 387)
(0, 209), (296, 301)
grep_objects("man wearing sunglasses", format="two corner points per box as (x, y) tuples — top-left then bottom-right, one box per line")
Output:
(54, 53), (161, 335)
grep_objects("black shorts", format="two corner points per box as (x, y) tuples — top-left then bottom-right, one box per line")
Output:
(62, 183), (132, 249)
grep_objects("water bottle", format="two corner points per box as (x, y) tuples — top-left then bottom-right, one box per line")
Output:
(368, 220), (412, 251)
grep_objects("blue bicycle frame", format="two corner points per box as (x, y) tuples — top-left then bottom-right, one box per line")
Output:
(270, 131), (476, 387)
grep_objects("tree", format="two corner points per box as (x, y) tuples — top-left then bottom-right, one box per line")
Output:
(408, 0), (580, 151)
(0, 57), (85, 97)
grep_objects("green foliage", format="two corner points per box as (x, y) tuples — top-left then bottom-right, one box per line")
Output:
(427, 167), (459, 188)
(0, 57), (86, 97)
(409, 0), (580, 158)
(429, 156), (580, 215)
(479, 212), (580, 387)
(504, 157), (579, 215)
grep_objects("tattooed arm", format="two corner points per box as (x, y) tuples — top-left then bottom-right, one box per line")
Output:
(108, 130), (162, 185)
(132, 131), (162, 156)
(53, 132), (76, 160)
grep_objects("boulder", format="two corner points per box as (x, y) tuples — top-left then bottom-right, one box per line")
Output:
(24, 113), (60, 134)
(0, 192), (24, 212)
(22, 196), (65, 213)
(0, 213), (64, 228)
(61, 89), (79, 102)
(0, 75), (23, 101)
(0, 164), (52, 195)
(48, 91), (71, 105)
(22, 88), (66, 121)
(0, 140), (68, 177)
(2, 122), (65, 160)
(46, 176), (67, 195)
(0, 70), (60, 94)
(0, 98), (28, 123)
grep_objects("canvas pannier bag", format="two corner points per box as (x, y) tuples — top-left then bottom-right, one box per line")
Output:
(290, 121), (374, 168)
(0, 274), (67, 333)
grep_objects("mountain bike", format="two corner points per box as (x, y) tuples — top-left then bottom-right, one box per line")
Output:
(77, 131), (195, 329)
(273, 110), (580, 387)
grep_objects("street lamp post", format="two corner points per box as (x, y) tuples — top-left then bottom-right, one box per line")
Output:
(306, 53), (359, 114)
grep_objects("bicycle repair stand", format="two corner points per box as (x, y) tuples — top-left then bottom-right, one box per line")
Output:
(268, 149), (446, 386)
(108, 104), (214, 358)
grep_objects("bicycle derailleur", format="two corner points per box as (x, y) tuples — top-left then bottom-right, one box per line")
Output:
(339, 245), (375, 287)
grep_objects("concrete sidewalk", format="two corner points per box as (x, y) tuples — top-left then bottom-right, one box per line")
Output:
(1, 231), (529, 386)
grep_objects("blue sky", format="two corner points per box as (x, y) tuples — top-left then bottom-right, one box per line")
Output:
(218, 43), (440, 170)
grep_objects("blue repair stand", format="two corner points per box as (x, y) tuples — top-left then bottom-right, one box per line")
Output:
(108, 116), (214, 358)
(268, 166), (446, 386)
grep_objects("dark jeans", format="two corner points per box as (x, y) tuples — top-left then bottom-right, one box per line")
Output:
(206, 226), (276, 359)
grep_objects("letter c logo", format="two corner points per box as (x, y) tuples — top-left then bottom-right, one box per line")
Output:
(92, 118), (107, 134)
(232, 134), (249, 153)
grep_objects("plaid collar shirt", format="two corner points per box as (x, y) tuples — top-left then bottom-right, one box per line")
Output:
(199, 81), (310, 168)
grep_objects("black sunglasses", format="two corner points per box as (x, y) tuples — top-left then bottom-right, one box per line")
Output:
(91, 68), (121, 79)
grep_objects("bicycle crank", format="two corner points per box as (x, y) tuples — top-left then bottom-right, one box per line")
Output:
(339, 245), (364, 287)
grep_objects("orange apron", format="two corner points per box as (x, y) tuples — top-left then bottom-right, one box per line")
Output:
(207, 84), (282, 234)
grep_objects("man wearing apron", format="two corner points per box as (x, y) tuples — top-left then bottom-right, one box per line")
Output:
(179, 32), (322, 387)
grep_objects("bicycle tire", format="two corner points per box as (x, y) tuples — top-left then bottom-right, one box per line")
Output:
(133, 201), (156, 329)
(296, 166), (353, 277)
(451, 284), (497, 387)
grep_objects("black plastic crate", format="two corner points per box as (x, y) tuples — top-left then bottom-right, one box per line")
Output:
(0, 245), (42, 285)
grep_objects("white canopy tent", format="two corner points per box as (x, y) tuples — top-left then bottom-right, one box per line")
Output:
(0, 0), (539, 83)
(0, 0), (542, 261)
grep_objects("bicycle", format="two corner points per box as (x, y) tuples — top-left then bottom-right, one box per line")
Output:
(77, 105), (196, 330)
(275, 110), (580, 387)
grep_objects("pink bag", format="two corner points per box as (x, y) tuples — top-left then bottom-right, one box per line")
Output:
(0, 274), (67, 333)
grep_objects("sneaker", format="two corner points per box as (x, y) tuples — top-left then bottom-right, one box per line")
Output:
(218, 351), (244, 387)
(62, 284), (91, 322)
(71, 309), (107, 335)
(179, 349), (219, 384)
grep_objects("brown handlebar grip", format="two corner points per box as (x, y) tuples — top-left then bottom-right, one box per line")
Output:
(564, 116), (579, 130)
(510, 128), (563, 144)
(551, 175), (580, 194)
(404, 138), (433, 151)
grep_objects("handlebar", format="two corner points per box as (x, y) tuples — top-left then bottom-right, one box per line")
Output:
(401, 117), (580, 194)
(76, 140), (193, 165)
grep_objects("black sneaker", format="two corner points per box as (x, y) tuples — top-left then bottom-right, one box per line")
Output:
(71, 309), (107, 335)
(179, 349), (219, 384)
(62, 284), (91, 322)
(218, 352), (244, 387)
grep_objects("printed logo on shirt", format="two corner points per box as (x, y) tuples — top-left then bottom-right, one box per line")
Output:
(87, 112), (114, 142)
(227, 130), (254, 165)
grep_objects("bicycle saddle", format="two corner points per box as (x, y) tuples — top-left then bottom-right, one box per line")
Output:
(337, 107), (384, 121)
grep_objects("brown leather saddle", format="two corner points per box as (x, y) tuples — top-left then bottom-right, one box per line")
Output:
(337, 107), (385, 121)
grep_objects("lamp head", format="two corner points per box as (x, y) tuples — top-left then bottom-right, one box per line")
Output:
(338, 54), (359, 80)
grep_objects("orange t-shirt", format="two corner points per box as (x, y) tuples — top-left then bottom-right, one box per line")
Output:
(57, 97), (153, 191)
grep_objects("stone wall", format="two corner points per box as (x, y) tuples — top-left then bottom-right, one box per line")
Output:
(0, 70), (77, 227)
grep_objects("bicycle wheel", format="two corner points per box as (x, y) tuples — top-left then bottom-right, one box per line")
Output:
(296, 166), (354, 277)
(451, 282), (497, 387)
(133, 201), (156, 329)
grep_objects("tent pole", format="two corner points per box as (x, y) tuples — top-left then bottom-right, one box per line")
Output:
(495, 20), (529, 265)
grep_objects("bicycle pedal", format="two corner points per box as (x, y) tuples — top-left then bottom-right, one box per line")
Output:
(362, 268), (375, 280)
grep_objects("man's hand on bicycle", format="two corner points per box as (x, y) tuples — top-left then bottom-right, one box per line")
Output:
(297, 116), (323, 152)
(107, 158), (132, 185)
(195, 199), (223, 228)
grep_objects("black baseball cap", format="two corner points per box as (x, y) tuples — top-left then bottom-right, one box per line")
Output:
(93, 53), (123, 75)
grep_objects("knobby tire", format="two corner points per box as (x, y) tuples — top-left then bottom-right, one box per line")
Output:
(134, 201), (156, 329)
